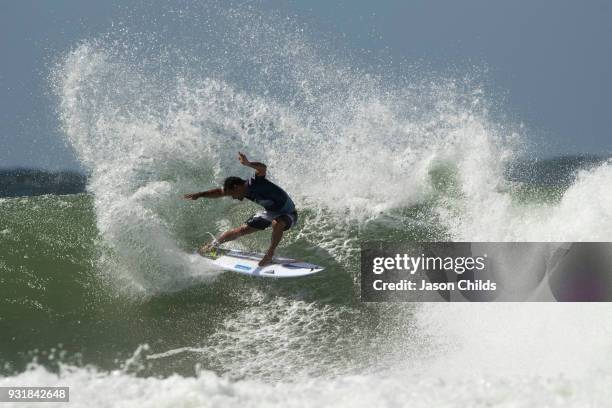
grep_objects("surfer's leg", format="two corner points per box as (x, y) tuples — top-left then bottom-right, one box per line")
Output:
(259, 218), (287, 266)
(217, 224), (258, 244)
(200, 224), (257, 253)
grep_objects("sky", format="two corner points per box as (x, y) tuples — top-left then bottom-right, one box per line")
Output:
(1, 0), (611, 170)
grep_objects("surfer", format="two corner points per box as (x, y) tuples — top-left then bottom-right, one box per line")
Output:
(183, 152), (298, 266)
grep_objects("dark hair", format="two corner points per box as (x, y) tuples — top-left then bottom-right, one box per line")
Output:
(223, 176), (245, 192)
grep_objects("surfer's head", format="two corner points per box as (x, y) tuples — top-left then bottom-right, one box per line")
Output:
(223, 176), (247, 199)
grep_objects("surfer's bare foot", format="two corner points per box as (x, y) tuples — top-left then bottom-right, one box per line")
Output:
(258, 253), (273, 267)
(197, 242), (215, 255)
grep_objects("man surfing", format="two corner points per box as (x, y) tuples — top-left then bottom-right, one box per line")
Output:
(183, 152), (298, 266)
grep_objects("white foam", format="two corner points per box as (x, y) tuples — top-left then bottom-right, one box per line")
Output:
(2, 361), (611, 408)
(54, 39), (517, 290)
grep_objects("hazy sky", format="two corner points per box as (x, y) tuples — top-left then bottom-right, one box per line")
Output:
(1, 0), (611, 170)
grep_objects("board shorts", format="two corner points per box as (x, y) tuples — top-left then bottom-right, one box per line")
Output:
(246, 210), (298, 231)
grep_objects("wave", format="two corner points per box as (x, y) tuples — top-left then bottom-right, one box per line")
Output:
(7, 2), (609, 406)
(51, 35), (518, 293)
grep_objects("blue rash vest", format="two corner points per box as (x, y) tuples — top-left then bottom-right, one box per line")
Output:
(244, 174), (295, 213)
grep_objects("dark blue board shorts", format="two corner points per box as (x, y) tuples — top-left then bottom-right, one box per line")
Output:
(246, 210), (298, 231)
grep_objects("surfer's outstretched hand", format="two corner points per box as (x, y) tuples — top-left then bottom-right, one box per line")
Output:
(238, 151), (267, 176)
(183, 193), (199, 200)
(238, 151), (249, 166)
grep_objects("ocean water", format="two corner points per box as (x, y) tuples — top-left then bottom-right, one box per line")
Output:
(2, 3), (612, 407)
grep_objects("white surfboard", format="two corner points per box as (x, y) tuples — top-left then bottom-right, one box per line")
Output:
(199, 248), (324, 278)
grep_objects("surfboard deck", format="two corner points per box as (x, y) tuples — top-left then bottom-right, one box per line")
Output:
(198, 247), (325, 278)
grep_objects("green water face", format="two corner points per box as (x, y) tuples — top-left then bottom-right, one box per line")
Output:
(0, 172), (576, 380)
(0, 194), (396, 380)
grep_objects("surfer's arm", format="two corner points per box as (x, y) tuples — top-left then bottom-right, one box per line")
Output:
(238, 152), (267, 177)
(183, 188), (225, 200)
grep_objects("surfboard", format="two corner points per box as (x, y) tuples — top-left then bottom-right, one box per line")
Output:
(199, 247), (325, 278)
